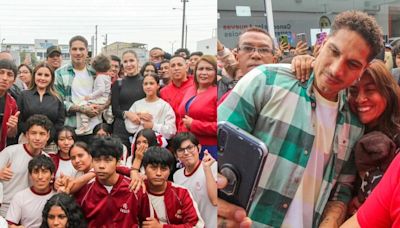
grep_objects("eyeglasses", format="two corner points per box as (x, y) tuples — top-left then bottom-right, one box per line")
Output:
(176, 144), (196, 155)
(238, 45), (274, 55)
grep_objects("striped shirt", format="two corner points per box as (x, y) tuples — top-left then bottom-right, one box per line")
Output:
(54, 63), (96, 128)
(218, 64), (364, 227)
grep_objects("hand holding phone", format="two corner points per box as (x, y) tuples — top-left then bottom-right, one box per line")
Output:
(296, 33), (307, 44)
(218, 121), (268, 213)
(279, 34), (289, 46)
(316, 32), (327, 45)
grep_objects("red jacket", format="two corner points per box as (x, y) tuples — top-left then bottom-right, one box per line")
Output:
(75, 174), (149, 228)
(177, 85), (217, 146)
(144, 181), (204, 227)
(160, 78), (194, 128)
(1, 93), (18, 151)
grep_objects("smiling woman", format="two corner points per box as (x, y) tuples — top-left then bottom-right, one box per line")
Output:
(17, 62), (65, 152)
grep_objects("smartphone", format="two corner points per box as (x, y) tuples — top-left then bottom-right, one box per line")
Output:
(316, 32), (327, 45)
(217, 121), (268, 213)
(279, 34), (289, 45)
(296, 33), (307, 44)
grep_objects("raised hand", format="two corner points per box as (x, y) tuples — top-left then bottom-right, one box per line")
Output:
(0, 161), (13, 181)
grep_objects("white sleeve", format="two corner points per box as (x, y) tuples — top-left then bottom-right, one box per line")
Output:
(153, 102), (177, 139)
(5, 192), (22, 224)
(124, 102), (141, 134)
(87, 75), (108, 100)
(0, 147), (12, 170)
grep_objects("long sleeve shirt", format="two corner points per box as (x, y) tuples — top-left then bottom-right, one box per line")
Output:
(218, 64), (364, 227)
(111, 75), (145, 120)
(17, 89), (65, 140)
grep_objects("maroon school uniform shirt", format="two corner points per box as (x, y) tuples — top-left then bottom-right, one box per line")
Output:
(75, 174), (149, 228)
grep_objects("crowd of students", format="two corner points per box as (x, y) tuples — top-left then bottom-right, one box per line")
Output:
(0, 38), (218, 227)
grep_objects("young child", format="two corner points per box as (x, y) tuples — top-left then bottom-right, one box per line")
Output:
(76, 54), (112, 134)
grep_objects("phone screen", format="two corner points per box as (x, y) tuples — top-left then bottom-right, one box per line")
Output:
(279, 35), (289, 45)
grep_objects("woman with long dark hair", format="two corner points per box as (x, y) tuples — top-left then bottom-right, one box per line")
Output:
(40, 193), (87, 228)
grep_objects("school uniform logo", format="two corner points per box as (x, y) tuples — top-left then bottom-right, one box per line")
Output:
(120, 203), (130, 214)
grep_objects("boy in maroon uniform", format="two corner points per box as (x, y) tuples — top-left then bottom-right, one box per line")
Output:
(74, 136), (148, 227)
(142, 146), (204, 227)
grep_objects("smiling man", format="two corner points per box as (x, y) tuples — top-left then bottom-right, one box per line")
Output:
(46, 45), (63, 71)
(160, 55), (194, 127)
(6, 155), (56, 228)
(218, 11), (384, 227)
(0, 59), (19, 151)
(0, 114), (52, 217)
(54, 35), (103, 140)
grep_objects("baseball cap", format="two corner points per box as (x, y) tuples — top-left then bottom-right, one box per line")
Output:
(46, 46), (62, 57)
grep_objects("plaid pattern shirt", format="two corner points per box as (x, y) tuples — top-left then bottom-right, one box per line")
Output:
(54, 63), (96, 128)
(218, 64), (364, 227)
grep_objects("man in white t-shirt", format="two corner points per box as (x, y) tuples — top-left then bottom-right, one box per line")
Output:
(172, 132), (217, 228)
(55, 35), (105, 141)
(0, 114), (52, 217)
(6, 155), (55, 228)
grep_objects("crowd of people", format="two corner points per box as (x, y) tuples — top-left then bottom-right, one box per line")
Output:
(0, 8), (400, 228)
(0, 34), (217, 227)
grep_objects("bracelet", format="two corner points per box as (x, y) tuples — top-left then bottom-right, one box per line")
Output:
(131, 167), (139, 172)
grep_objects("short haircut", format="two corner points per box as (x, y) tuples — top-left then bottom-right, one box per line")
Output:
(91, 54), (111, 73)
(69, 35), (88, 48)
(171, 132), (199, 154)
(41, 193), (87, 228)
(0, 59), (17, 78)
(189, 51), (203, 58)
(238, 27), (275, 54)
(160, 59), (170, 66)
(193, 55), (217, 88)
(170, 54), (186, 63)
(93, 123), (112, 136)
(150, 47), (163, 52)
(89, 136), (123, 160)
(174, 48), (190, 58)
(110, 55), (121, 64)
(26, 114), (53, 133)
(331, 10), (383, 62)
(140, 61), (158, 76)
(28, 154), (56, 174)
(142, 146), (175, 170)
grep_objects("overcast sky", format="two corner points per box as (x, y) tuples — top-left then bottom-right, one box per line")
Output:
(0, 0), (216, 54)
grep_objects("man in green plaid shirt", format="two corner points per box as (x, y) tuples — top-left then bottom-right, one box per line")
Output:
(54, 35), (103, 137)
(218, 11), (383, 228)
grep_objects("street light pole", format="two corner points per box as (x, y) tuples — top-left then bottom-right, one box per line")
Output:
(181, 0), (188, 48)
